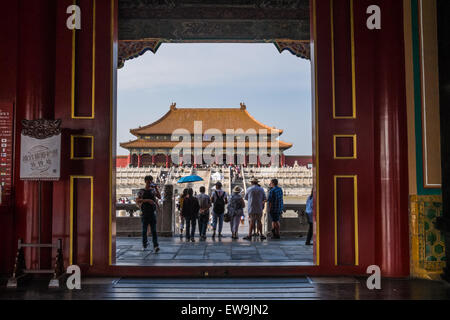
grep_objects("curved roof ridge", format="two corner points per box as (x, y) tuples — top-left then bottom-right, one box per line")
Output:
(242, 108), (283, 134)
(130, 108), (173, 136)
(277, 139), (293, 148)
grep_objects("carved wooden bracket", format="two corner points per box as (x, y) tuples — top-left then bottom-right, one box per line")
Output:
(273, 40), (310, 60)
(118, 39), (165, 69)
(118, 39), (310, 69)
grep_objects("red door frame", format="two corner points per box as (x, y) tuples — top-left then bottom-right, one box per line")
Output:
(3, 0), (407, 277)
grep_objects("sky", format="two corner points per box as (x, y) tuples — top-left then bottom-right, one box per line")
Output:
(117, 43), (312, 156)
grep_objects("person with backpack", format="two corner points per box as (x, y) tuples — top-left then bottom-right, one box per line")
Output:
(228, 186), (245, 239)
(136, 176), (160, 252)
(197, 186), (211, 241)
(210, 181), (228, 238)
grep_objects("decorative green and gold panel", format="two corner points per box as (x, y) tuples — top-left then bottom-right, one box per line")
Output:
(410, 195), (446, 279)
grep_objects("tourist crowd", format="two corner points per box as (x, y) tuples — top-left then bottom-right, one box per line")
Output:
(177, 178), (284, 242)
(136, 174), (313, 253)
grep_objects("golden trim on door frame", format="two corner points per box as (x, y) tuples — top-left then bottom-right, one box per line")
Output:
(71, 0), (96, 119)
(312, 0), (320, 266)
(331, 0), (357, 119)
(334, 175), (359, 266)
(70, 175), (94, 266)
(333, 134), (357, 159)
(109, 0), (115, 266)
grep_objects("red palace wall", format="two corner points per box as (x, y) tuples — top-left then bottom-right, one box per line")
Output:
(284, 156), (313, 167)
(116, 156), (129, 168)
(0, 0), (410, 277)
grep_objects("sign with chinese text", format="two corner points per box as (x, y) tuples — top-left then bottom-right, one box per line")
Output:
(20, 119), (61, 181)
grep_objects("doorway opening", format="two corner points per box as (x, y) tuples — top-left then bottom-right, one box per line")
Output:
(114, 43), (315, 266)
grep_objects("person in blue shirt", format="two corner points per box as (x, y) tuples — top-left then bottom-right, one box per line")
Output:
(305, 190), (314, 246)
(267, 178), (284, 239)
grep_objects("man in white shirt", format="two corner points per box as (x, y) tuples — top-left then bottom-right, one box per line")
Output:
(244, 177), (267, 241)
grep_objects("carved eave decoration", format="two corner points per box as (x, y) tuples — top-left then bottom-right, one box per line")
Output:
(118, 39), (164, 69)
(272, 40), (310, 60)
(118, 39), (310, 69)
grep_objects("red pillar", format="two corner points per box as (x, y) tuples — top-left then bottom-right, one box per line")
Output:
(281, 153), (285, 167)
(165, 154), (169, 168)
(257, 156), (261, 168)
(371, 0), (409, 277)
(151, 155), (155, 166)
(137, 154), (142, 168)
(127, 154), (131, 167)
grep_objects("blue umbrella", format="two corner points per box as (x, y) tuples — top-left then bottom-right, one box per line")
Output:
(177, 175), (204, 184)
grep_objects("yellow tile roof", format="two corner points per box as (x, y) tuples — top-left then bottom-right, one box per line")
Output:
(130, 103), (284, 136)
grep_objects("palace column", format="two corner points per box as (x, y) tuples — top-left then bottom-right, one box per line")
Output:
(151, 154), (155, 166)
(257, 156), (261, 168)
(165, 154), (169, 168)
(14, 0), (57, 269)
(370, 0), (409, 277)
(127, 154), (131, 167)
(281, 153), (285, 167)
(137, 154), (142, 168)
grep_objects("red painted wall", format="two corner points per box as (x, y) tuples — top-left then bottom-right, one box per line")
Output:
(284, 156), (313, 167)
(116, 156), (129, 168)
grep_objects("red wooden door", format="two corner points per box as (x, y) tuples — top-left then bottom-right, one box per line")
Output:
(53, 0), (117, 271)
(312, 0), (409, 276)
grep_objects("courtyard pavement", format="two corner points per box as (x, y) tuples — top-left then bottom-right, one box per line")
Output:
(116, 236), (314, 266)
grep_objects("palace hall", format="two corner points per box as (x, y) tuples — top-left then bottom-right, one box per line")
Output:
(119, 103), (292, 167)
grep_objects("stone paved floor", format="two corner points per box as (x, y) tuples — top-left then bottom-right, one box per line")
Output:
(116, 236), (314, 266)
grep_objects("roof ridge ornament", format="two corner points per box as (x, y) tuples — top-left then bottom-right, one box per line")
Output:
(240, 102), (246, 110)
(170, 102), (177, 110)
